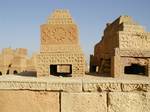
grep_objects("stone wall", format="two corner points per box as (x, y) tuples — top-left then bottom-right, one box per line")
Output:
(0, 76), (150, 112)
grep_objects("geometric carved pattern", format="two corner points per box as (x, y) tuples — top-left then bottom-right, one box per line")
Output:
(38, 53), (85, 76)
(41, 25), (78, 44)
(37, 9), (85, 77)
(40, 45), (82, 53)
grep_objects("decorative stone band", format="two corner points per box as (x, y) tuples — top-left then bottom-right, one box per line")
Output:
(83, 80), (150, 92)
(0, 80), (82, 92)
(0, 78), (150, 92)
(119, 50), (150, 57)
(40, 45), (83, 53)
(83, 80), (121, 92)
(122, 83), (150, 92)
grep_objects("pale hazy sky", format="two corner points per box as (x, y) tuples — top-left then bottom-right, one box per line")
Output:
(0, 0), (150, 62)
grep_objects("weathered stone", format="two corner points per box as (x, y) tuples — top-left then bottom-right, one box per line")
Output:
(0, 91), (59, 112)
(83, 80), (121, 92)
(47, 80), (82, 92)
(0, 48), (37, 75)
(0, 81), (47, 90)
(61, 93), (107, 112)
(108, 92), (150, 112)
(90, 15), (150, 78)
(37, 9), (85, 77)
(0, 76), (82, 92)
(121, 83), (150, 92)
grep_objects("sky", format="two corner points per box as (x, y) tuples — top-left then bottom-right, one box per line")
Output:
(0, 0), (150, 62)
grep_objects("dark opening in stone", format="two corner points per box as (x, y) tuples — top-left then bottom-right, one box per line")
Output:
(124, 64), (146, 75)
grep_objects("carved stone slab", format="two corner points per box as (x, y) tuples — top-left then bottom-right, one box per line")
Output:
(1, 76), (150, 92)
(0, 77), (82, 92)
(83, 80), (121, 92)
(121, 82), (150, 92)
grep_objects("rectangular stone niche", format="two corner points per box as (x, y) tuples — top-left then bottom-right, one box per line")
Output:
(50, 64), (72, 77)
(124, 64), (147, 76)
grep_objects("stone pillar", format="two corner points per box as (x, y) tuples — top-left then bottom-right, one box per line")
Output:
(111, 48), (122, 77)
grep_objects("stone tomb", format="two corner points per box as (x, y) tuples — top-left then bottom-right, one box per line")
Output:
(90, 16), (150, 77)
(37, 10), (85, 77)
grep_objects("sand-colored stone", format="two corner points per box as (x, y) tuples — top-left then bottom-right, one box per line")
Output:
(61, 93), (107, 112)
(0, 91), (59, 112)
(108, 92), (150, 112)
(37, 9), (85, 77)
(1, 75), (150, 92)
(0, 75), (150, 111)
(90, 16), (150, 77)
(0, 48), (37, 75)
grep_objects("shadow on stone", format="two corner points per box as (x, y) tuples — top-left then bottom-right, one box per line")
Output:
(86, 72), (111, 77)
(15, 71), (37, 77)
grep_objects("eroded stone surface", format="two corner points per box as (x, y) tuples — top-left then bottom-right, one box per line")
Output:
(108, 92), (150, 112)
(0, 48), (37, 75)
(83, 80), (121, 92)
(0, 76), (82, 92)
(0, 91), (59, 112)
(90, 15), (150, 78)
(1, 75), (150, 92)
(122, 83), (150, 92)
(61, 93), (107, 112)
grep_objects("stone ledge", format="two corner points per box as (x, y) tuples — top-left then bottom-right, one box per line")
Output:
(83, 80), (150, 92)
(0, 81), (82, 92)
(0, 75), (150, 92)
(0, 76), (82, 92)
(83, 81), (121, 92)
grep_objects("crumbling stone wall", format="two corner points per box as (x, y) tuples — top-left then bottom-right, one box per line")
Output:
(90, 16), (150, 77)
(0, 48), (27, 75)
(0, 48), (37, 75)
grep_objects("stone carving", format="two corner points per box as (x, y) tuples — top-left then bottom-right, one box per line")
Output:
(121, 83), (150, 92)
(47, 82), (82, 92)
(37, 9), (85, 77)
(1, 77), (150, 92)
(0, 81), (47, 90)
(0, 79), (82, 92)
(52, 27), (66, 41)
(90, 16), (150, 77)
(83, 81), (121, 92)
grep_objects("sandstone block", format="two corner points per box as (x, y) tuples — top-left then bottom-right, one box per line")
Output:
(108, 92), (150, 112)
(0, 91), (59, 112)
(61, 92), (107, 112)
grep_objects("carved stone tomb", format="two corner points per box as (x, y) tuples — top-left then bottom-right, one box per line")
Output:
(37, 10), (85, 77)
(90, 16), (150, 77)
